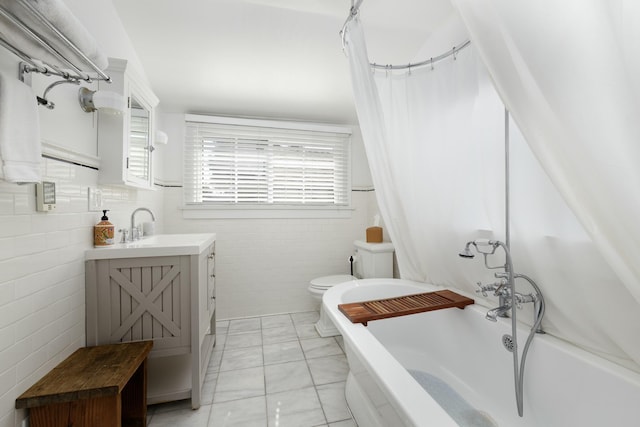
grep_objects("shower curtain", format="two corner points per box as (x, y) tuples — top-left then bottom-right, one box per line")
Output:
(345, 17), (505, 285)
(449, 0), (640, 304)
(344, 14), (640, 370)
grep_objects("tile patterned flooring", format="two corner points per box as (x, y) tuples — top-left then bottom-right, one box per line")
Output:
(147, 311), (357, 427)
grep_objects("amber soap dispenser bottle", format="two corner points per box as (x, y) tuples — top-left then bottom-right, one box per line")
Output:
(94, 209), (115, 247)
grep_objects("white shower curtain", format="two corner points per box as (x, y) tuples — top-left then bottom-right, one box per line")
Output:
(450, 0), (640, 305)
(346, 18), (506, 287)
(345, 14), (640, 370)
(343, 18), (424, 281)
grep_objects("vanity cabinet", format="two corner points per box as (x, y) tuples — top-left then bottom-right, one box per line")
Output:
(85, 234), (216, 409)
(97, 58), (159, 189)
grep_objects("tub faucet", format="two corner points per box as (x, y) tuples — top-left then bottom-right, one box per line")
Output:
(130, 207), (155, 241)
(486, 304), (512, 321)
(475, 276), (511, 318)
(477, 279), (513, 321)
(459, 238), (547, 417)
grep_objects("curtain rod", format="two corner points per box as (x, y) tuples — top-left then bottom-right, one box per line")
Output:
(340, 0), (471, 71)
(340, 0), (364, 48)
(371, 40), (471, 71)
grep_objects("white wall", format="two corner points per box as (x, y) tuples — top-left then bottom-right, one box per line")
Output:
(0, 2), (164, 427)
(157, 112), (378, 319)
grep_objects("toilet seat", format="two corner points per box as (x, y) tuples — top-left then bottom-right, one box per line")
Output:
(309, 274), (356, 290)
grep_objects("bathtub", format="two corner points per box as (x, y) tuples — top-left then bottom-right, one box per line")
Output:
(323, 278), (640, 427)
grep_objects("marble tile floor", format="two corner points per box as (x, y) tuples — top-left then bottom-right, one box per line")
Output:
(147, 311), (357, 427)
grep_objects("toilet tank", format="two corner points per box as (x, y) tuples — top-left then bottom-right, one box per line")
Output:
(353, 240), (395, 279)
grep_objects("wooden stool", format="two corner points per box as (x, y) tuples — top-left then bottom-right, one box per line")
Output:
(16, 341), (153, 427)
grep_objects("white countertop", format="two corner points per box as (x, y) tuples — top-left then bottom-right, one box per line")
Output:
(85, 233), (216, 260)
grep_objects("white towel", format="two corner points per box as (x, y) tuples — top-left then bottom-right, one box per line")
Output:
(0, 0), (108, 71)
(0, 71), (41, 183)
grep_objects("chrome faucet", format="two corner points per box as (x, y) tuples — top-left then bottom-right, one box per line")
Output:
(130, 207), (156, 241)
(475, 275), (512, 320)
(460, 239), (540, 417)
(486, 304), (512, 321)
(475, 275), (544, 331)
(459, 238), (547, 418)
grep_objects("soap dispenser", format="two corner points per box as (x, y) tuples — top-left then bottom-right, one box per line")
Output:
(94, 210), (115, 247)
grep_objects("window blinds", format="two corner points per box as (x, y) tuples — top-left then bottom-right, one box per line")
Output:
(184, 119), (351, 207)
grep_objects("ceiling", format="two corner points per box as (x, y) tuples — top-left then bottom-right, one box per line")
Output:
(112, 0), (455, 124)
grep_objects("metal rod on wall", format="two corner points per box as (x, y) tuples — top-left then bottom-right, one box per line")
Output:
(371, 40), (471, 71)
(505, 108), (511, 251)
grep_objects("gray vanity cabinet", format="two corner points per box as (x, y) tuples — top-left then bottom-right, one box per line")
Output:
(85, 240), (216, 409)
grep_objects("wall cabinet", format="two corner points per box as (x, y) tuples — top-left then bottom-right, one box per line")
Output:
(97, 58), (159, 189)
(85, 237), (216, 409)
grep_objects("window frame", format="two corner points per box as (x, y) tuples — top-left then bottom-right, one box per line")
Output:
(182, 114), (353, 219)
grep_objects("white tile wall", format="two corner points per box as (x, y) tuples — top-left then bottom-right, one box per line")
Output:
(163, 188), (380, 319)
(0, 157), (164, 427)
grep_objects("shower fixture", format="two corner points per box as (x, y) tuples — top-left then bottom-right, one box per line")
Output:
(459, 238), (546, 418)
(459, 239), (513, 313)
(458, 242), (475, 258)
(458, 239), (503, 267)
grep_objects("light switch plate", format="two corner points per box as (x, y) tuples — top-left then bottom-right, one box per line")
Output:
(88, 187), (103, 211)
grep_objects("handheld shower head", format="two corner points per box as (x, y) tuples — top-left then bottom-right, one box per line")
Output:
(459, 242), (476, 259)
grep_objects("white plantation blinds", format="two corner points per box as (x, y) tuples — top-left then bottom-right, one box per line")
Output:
(184, 117), (351, 207)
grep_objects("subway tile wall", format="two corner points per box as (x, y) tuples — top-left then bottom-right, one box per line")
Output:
(163, 188), (379, 319)
(0, 157), (164, 427)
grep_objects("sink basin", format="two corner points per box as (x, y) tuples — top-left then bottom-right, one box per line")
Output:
(85, 233), (216, 260)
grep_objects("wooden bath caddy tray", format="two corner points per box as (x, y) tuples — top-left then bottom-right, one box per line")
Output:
(338, 290), (474, 325)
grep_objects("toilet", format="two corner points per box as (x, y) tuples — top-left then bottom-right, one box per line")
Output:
(309, 240), (395, 337)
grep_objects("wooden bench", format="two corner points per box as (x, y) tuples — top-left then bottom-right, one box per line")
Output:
(16, 341), (153, 427)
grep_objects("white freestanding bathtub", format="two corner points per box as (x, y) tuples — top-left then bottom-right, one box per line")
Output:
(323, 278), (640, 427)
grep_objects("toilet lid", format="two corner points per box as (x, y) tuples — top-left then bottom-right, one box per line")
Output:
(310, 274), (356, 289)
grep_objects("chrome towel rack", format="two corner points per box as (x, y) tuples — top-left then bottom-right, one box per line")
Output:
(0, 0), (110, 106)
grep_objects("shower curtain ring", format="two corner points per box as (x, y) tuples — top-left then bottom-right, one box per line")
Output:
(408, 63), (412, 75)
(430, 58), (434, 70)
(453, 46), (457, 60)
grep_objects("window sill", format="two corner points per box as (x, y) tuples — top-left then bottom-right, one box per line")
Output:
(181, 205), (354, 219)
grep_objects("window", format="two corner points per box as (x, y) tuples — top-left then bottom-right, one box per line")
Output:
(183, 115), (351, 216)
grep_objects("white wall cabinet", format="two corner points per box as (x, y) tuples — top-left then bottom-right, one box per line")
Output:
(85, 236), (216, 408)
(97, 58), (159, 189)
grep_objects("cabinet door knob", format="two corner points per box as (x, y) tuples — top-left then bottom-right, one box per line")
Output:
(210, 273), (215, 278)
(208, 254), (215, 259)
